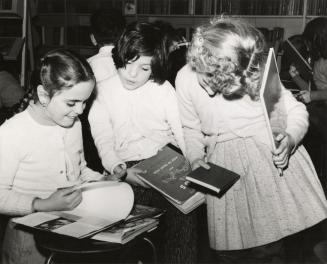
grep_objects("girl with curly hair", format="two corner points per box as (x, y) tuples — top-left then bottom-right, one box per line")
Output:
(176, 17), (327, 263)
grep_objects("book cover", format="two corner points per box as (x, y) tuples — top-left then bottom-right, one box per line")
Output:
(260, 48), (287, 152)
(283, 39), (312, 81)
(186, 163), (240, 197)
(13, 182), (134, 239)
(134, 145), (205, 214)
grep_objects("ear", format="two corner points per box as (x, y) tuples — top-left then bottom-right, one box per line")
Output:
(90, 34), (97, 46)
(37, 85), (50, 106)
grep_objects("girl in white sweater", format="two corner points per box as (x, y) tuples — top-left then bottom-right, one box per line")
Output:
(176, 17), (327, 263)
(0, 49), (108, 264)
(88, 22), (198, 263)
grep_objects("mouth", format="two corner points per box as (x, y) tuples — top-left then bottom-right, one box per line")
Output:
(125, 79), (135, 85)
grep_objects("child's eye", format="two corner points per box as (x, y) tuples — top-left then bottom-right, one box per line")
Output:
(206, 73), (214, 77)
(142, 67), (150, 71)
(66, 102), (76, 107)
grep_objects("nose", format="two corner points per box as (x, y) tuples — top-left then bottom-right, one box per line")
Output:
(74, 103), (84, 115)
(127, 64), (137, 78)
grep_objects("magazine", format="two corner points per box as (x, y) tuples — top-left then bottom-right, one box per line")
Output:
(92, 204), (164, 244)
(92, 218), (158, 244)
(134, 145), (205, 214)
(260, 48), (287, 176)
(13, 181), (134, 239)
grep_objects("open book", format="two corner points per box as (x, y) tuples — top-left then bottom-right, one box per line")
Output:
(186, 163), (240, 196)
(283, 39), (312, 81)
(134, 145), (205, 214)
(260, 48), (287, 152)
(92, 204), (164, 244)
(13, 181), (134, 239)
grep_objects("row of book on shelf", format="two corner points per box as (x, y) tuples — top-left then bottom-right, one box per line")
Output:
(14, 54), (289, 244)
(135, 0), (304, 15)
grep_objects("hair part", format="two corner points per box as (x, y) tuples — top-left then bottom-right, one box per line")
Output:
(12, 49), (95, 115)
(188, 17), (266, 100)
(112, 22), (167, 84)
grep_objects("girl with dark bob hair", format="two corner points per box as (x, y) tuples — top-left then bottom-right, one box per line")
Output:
(88, 22), (199, 263)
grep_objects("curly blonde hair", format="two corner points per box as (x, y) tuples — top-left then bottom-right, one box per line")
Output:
(188, 17), (265, 100)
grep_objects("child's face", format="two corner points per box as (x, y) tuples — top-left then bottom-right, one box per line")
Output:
(196, 73), (215, 96)
(118, 56), (152, 90)
(45, 80), (94, 128)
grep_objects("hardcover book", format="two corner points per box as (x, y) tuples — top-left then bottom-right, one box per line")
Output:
(134, 145), (205, 214)
(186, 163), (240, 196)
(283, 39), (313, 81)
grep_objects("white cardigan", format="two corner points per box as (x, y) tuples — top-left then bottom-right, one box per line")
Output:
(0, 109), (103, 216)
(176, 64), (309, 164)
(88, 75), (186, 173)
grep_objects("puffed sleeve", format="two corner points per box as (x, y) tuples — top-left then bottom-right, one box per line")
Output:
(88, 82), (126, 174)
(0, 123), (36, 216)
(175, 66), (206, 164)
(283, 88), (309, 146)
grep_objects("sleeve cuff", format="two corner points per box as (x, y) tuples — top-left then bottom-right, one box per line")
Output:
(110, 162), (127, 175)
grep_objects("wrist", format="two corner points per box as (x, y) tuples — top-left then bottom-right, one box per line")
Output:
(32, 197), (48, 212)
(113, 165), (124, 174)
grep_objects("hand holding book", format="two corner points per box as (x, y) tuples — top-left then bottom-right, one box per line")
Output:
(33, 186), (82, 212)
(190, 158), (211, 171)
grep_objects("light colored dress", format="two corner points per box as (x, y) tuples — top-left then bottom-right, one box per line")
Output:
(176, 64), (327, 250)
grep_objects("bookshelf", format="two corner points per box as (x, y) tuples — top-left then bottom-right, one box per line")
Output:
(35, 0), (319, 57)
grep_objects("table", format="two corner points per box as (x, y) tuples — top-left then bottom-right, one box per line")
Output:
(35, 231), (157, 264)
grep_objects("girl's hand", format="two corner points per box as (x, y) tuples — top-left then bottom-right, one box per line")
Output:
(125, 167), (150, 188)
(191, 158), (211, 171)
(33, 187), (82, 212)
(109, 165), (128, 181)
(272, 133), (295, 169)
(297, 90), (311, 104)
(289, 65), (299, 78)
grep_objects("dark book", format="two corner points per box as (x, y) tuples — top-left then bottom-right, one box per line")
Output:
(283, 39), (312, 81)
(186, 163), (240, 197)
(134, 145), (205, 214)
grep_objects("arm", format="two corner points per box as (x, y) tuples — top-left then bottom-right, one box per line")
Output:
(175, 68), (206, 166)
(299, 59), (327, 103)
(289, 65), (310, 91)
(283, 88), (309, 146)
(88, 88), (126, 174)
(74, 121), (105, 182)
(271, 88), (309, 169)
(0, 128), (36, 216)
(164, 83), (186, 155)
